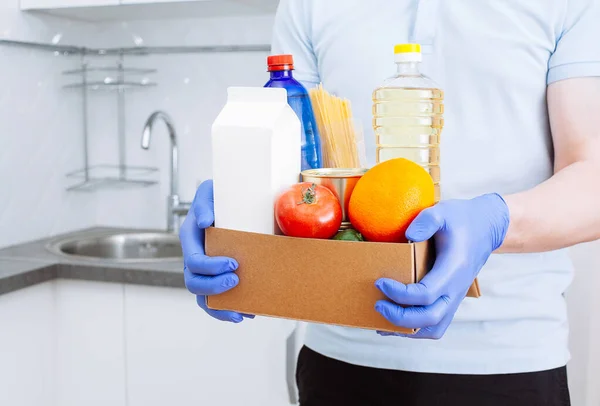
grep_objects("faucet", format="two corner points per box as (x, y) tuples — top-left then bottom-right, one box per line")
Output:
(141, 111), (191, 234)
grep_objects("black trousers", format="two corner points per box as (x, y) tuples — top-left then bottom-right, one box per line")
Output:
(297, 346), (571, 406)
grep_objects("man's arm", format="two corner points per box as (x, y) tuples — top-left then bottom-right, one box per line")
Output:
(500, 77), (600, 253)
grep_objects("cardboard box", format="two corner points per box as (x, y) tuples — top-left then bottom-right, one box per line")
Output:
(205, 227), (480, 334)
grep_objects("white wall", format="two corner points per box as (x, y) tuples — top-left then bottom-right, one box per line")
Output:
(0, 0), (98, 247)
(89, 15), (274, 229)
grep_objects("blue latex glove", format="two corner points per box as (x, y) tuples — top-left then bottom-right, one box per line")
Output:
(375, 193), (510, 339)
(179, 180), (253, 323)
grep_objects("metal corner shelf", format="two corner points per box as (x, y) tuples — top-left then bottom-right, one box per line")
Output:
(0, 39), (271, 56)
(63, 67), (158, 75)
(62, 60), (158, 91)
(1, 38), (271, 191)
(66, 165), (159, 192)
(63, 81), (158, 90)
(60, 57), (160, 191)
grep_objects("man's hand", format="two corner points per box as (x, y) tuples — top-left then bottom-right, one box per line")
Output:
(374, 194), (510, 339)
(180, 180), (254, 323)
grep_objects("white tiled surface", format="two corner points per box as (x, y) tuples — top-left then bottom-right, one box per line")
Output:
(0, 1), (90, 45)
(0, 281), (56, 406)
(0, 0), (98, 248)
(0, 46), (97, 246)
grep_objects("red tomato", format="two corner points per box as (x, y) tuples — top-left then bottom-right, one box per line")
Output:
(275, 182), (342, 239)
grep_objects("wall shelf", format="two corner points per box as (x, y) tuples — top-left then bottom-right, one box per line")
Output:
(63, 81), (158, 90)
(63, 58), (160, 192)
(0, 39), (271, 56)
(63, 67), (157, 75)
(66, 165), (159, 192)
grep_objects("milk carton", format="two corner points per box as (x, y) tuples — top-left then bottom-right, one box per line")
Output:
(211, 87), (301, 235)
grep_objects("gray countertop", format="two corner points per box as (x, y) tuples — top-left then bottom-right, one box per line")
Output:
(0, 227), (185, 296)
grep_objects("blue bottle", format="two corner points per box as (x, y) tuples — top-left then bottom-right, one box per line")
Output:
(264, 54), (323, 170)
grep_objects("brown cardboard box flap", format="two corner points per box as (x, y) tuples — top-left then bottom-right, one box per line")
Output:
(205, 227), (479, 333)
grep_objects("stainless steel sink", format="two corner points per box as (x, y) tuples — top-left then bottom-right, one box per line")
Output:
(46, 232), (183, 262)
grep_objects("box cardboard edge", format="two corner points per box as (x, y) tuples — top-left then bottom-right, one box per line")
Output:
(204, 227), (477, 332)
(204, 227), (418, 334)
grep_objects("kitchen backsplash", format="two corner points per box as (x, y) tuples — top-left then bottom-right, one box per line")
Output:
(0, 0), (274, 247)
(91, 16), (274, 229)
(0, 0), (96, 248)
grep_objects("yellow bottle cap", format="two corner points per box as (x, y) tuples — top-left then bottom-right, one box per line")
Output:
(394, 44), (421, 54)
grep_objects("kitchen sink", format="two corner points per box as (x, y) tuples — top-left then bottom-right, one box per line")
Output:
(46, 232), (183, 262)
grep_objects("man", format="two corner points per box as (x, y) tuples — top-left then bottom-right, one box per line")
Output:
(180, 0), (600, 404)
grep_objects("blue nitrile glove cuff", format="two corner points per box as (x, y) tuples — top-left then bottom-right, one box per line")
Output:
(473, 193), (511, 252)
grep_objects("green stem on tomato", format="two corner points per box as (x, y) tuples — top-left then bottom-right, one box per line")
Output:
(297, 183), (317, 205)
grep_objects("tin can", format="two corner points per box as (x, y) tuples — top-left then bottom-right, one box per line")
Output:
(300, 168), (368, 230)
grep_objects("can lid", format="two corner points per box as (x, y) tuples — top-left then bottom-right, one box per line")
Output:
(267, 54), (294, 71)
(301, 168), (368, 178)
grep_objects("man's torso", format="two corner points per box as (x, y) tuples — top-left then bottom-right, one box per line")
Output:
(280, 0), (575, 374)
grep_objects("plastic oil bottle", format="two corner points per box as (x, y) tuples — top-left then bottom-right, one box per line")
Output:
(373, 44), (444, 202)
(264, 54), (323, 170)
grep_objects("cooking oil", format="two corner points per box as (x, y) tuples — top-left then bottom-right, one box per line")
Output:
(373, 44), (444, 201)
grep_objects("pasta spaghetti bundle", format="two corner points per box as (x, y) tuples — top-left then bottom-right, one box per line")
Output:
(309, 84), (362, 168)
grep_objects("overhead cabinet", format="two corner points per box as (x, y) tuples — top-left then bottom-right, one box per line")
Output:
(20, 0), (279, 20)
(21, 0), (119, 9)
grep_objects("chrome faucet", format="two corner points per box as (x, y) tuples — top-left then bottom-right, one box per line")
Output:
(141, 111), (191, 234)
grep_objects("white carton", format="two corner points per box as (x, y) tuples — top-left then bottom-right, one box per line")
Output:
(211, 87), (301, 235)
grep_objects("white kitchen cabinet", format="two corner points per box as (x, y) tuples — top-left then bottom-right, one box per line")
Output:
(55, 280), (126, 406)
(120, 0), (278, 10)
(120, 0), (277, 5)
(120, 0), (210, 4)
(123, 284), (293, 406)
(20, 0), (118, 10)
(0, 278), (293, 406)
(0, 281), (56, 406)
(0, 279), (125, 406)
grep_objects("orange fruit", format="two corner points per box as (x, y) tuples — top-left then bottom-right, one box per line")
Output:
(348, 158), (435, 243)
